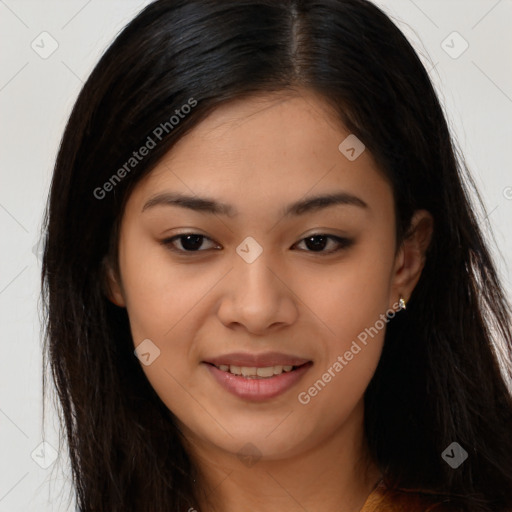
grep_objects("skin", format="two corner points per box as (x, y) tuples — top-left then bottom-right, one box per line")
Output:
(106, 88), (433, 512)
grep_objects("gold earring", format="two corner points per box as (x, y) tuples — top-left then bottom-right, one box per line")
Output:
(399, 295), (407, 310)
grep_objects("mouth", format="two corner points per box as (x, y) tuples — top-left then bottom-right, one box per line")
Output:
(203, 357), (313, 401)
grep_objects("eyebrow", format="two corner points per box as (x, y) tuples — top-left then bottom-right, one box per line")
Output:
(141, 191), (368, 217)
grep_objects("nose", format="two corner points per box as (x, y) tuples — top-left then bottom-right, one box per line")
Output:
(216, 248), (298, 335)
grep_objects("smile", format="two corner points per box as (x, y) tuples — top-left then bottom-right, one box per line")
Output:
(204, 361), (313, 401)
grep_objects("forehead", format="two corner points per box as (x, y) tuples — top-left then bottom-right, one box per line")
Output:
(171, 90), (347, 161)
(127, 89), (391, 220)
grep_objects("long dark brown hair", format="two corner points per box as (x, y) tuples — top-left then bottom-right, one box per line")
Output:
(41, 0), (512, 510)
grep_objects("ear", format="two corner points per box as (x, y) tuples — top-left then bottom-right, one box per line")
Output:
(389, 209), (434, 308)
(101, 256), (126, 307)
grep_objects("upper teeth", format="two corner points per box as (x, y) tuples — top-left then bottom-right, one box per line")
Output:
(217, 364), (294, 377)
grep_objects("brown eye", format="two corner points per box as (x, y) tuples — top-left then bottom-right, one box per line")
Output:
(162, 234), (219, 253)
(294, 234), (353, 254)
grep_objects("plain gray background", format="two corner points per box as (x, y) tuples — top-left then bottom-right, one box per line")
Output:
(1, 1), (511, 510)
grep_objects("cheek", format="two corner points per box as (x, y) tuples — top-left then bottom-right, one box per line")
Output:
(293, 238), (395, 410)
(117, 229), (224, 392)
(118, 231), (204, 341)
(299, 238), (395, 350)
(118, 237), (213, 427)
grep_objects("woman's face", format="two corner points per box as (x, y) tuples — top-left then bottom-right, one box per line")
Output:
(109, 89), (411, 463)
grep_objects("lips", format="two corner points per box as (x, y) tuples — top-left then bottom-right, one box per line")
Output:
(202, 352), (313, 401)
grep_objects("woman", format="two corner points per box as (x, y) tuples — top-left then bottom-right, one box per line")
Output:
(41, 0), (512, 510)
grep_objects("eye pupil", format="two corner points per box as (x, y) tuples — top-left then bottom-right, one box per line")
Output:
(304, 235), (328, 252)
(180, 234), (204, 251)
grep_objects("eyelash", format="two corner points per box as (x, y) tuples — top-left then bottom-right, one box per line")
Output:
(161, 233), (353, 256)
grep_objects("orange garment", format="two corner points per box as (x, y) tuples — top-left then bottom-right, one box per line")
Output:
(360, 479), (457, 511)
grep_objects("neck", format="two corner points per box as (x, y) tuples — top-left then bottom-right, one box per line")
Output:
(182, 400), (382, 512)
